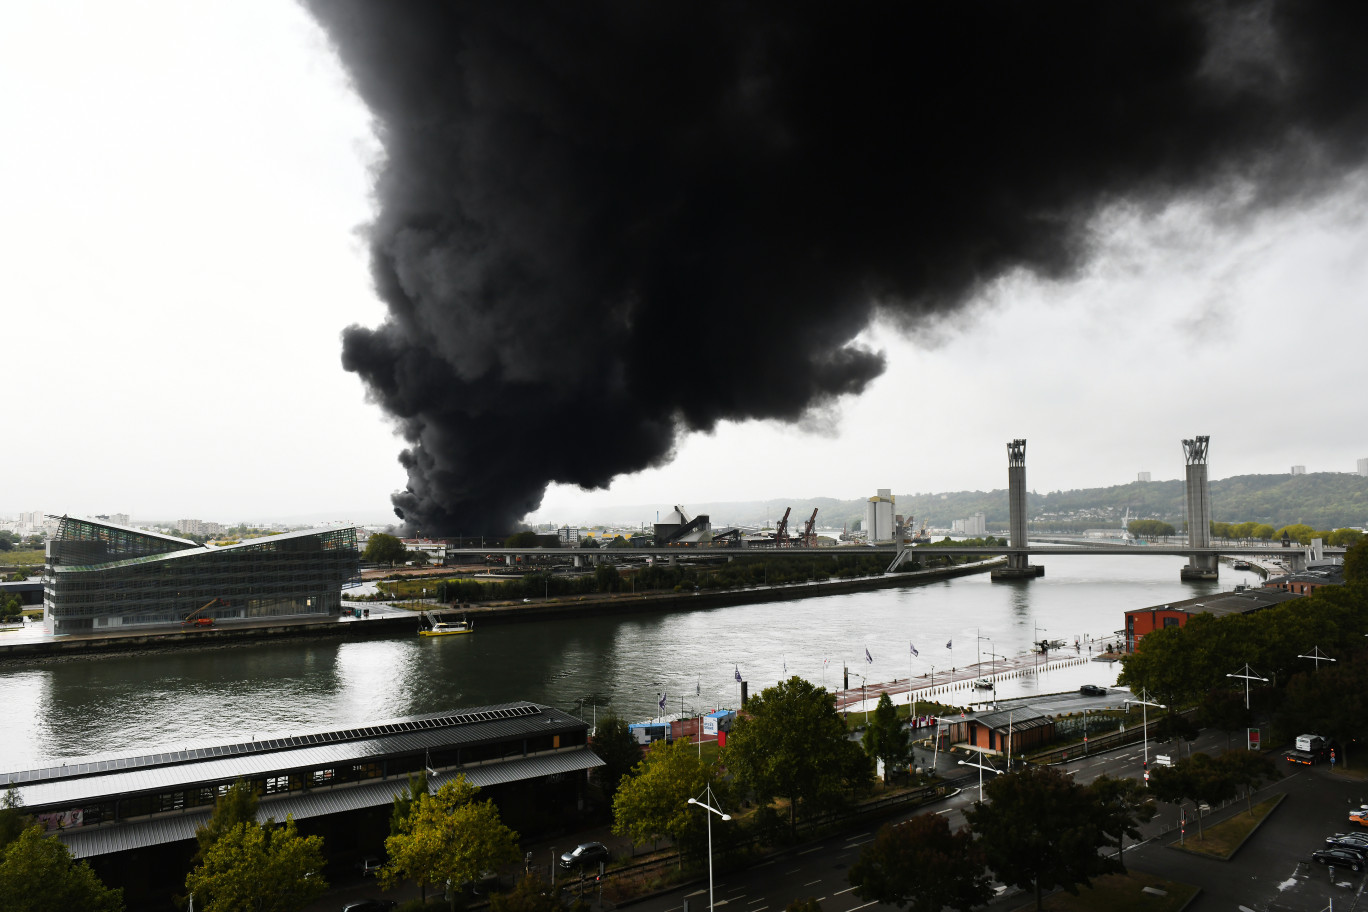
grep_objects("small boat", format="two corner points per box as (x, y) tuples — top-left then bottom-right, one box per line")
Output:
(419, 619), (474, 637)
(973, 677), (995, 690)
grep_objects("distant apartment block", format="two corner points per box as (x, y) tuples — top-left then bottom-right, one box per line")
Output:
(1136, 472), (1151, 482)
(1358, 457), (1368, 477)
(93, 513), (130, 526)
(1291, 465), (1306, 476)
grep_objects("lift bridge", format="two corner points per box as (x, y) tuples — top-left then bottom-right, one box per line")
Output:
(446, 435), (1345, 581)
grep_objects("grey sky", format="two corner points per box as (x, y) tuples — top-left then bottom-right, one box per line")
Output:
(5, 2), (1365, 527)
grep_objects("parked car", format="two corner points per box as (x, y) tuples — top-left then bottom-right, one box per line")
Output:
(341, 901), (397, 912)
(559, 841), (611, 869)
(1079, 685), (1107, 697)
(1327, 833), (1368, 851)
(356, 856), (383, 877)
(1350, 807), (1368, 828)
(1312, 847), (1365, 872)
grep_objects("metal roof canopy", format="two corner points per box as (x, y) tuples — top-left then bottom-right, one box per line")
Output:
(4, 701), (573, 794)
(57, 746), (605, 859)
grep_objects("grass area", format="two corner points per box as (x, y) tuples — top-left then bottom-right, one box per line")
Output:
(1, 549), (44, 568)
(1010, 871), (1200, 912)
(1172, 795), (1282, 859)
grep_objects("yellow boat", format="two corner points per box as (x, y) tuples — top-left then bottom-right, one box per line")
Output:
(419, 619), (474, 637)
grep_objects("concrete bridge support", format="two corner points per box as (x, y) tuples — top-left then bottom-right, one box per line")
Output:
(991, 438), (1044, 581)
(1180, 435), (1219, 581)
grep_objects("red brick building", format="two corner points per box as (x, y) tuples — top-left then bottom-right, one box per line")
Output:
(1124, 587), (1301, 653)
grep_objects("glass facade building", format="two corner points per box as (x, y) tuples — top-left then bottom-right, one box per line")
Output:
(43, 516), (359, 633)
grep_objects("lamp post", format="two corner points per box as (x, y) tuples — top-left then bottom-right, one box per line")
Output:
(958, 756), (1003, 798)
(1226, 663), (1269, 710)
(1126, 689), (1163, 785)
(687, 786), (731, 912)
(976, 632), (991, 679)
(853, 671), (868, 724)
(1034, 624), (1047, 674)
(1297, 646), (1336, 671)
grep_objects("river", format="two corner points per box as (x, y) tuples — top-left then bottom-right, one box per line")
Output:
(0, 553), (1262, 773)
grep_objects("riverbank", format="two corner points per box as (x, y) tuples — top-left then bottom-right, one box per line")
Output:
(0, 558), (1004, 662)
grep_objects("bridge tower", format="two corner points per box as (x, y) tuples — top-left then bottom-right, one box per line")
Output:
(1180, 435), (1219, 581)
(991, 438), (1044, 581)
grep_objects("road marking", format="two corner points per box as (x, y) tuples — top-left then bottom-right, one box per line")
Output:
(846, 901), (879, 911)
(786, 868), (802, 874)
(804, 880), (821, 887)
(834, 886), (858, 895)
(686, 890), (707, 898)
(843, 838), (874, 849)
(749, 898), (767, 905)
(755, 860), (775, 867)
(798, 846), (825, 855)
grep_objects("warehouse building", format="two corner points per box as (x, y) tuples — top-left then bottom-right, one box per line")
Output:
(7, 701), (601, 908)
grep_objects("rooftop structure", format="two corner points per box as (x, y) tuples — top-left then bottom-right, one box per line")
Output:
(43, 516), (359, 634)
(5, 700), (596, 860)
(1123, 586), (1301, 652)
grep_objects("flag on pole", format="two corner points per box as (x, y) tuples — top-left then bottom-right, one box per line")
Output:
(696, 678), (701, 697)
(946, 639), (953, 650)
(783, 657), (787, 675)
(658, 691), (667, 712)
(910, 642), (920, 657)
(865, 647), (873, 664)
(734, 666), (742, 683)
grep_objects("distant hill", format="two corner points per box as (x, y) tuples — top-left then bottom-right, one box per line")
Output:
(581, 473), (1368, 533)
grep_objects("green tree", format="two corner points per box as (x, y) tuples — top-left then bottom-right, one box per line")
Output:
(786, 899), (824, 912)
(847, 814), (991, 911)
(590, 715), (641, 801)
(1147, 752), (1238, 839)
(965, 764), (1120, 911)
(383, 777), (519, 909)
(594, 563), (623, 592)
(1275, 524), (1316, 545)
(490, 872), (565, 912)
(0, 789), (30, 851)
(1330, 528), (1365, 549)
(723, 677), (872, 837)
(503, 531), (540, 547)
(1196, 687), (1253, 750)
(862, 693), (909, 781)
(0, 531), (14, 552)
(194, 779), (260, 865)
(612, 738), (719, 863)
(1277, 656), (1368, 768)
(1088, 775), (1155, 867)
(1212, 750), (1280, 814)
(390, 771), (429, 837)
(185, 818), (326, 912)
(1252, 523), (1275, 540)
(1231, 522), (1257, 540)
(363, 532), (407, 566)
(0, 826), (123, 912)
(1345, 538), (1368, 586)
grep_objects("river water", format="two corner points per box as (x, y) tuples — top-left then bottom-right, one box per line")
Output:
(0, 554), (1263, 773)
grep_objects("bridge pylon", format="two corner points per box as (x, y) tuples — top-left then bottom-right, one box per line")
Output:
(991, 438), (1044, 581)
(1180, 435), (1219, 581)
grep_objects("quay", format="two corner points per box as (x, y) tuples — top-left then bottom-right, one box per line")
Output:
(0, 558), (1003, 662)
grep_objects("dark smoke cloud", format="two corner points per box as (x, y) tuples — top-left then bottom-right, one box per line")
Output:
(304, 1), (1368, 535)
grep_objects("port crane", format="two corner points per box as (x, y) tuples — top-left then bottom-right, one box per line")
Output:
(800, 508), (819, 547)
(774, 507), (791, 547)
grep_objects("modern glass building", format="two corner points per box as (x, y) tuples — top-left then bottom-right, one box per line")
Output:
(43, 516), (359, 633)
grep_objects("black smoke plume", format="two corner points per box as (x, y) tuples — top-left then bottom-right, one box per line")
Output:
(304, 1), (1368, 535)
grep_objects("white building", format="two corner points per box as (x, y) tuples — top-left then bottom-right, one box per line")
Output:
(402, 538), (448, 564)
(1137, 472), (1151, 482)
(865, 489), (896, 543)
(1291, 465), (1306, 476)
(1358, 458), (1367, 477)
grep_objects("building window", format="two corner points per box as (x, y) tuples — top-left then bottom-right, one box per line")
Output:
(1163, 617), (1180, 628)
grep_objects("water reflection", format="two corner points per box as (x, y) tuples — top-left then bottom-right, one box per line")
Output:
(0, 555), (1263, 771)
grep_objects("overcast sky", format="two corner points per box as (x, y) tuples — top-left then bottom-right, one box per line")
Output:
(5, 2), (1366, 528)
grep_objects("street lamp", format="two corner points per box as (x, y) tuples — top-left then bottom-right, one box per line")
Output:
(687, 786), (731, 912)
(1125, 689), (1163, 785)
(853, 671), (868, 724)
(1226, 663), (1269, 710)
(1034, 624), (1047, 674)
(958, 756), (1004, 798)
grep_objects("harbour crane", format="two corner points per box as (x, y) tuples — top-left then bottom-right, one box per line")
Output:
(774, 507), (791, 547)
(801, 508), (819, 547)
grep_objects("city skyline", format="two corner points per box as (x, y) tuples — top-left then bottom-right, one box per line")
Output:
(5, 2), (1367, 529)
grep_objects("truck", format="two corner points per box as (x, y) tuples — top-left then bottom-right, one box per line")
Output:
(1286, 733), (1331, 765)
